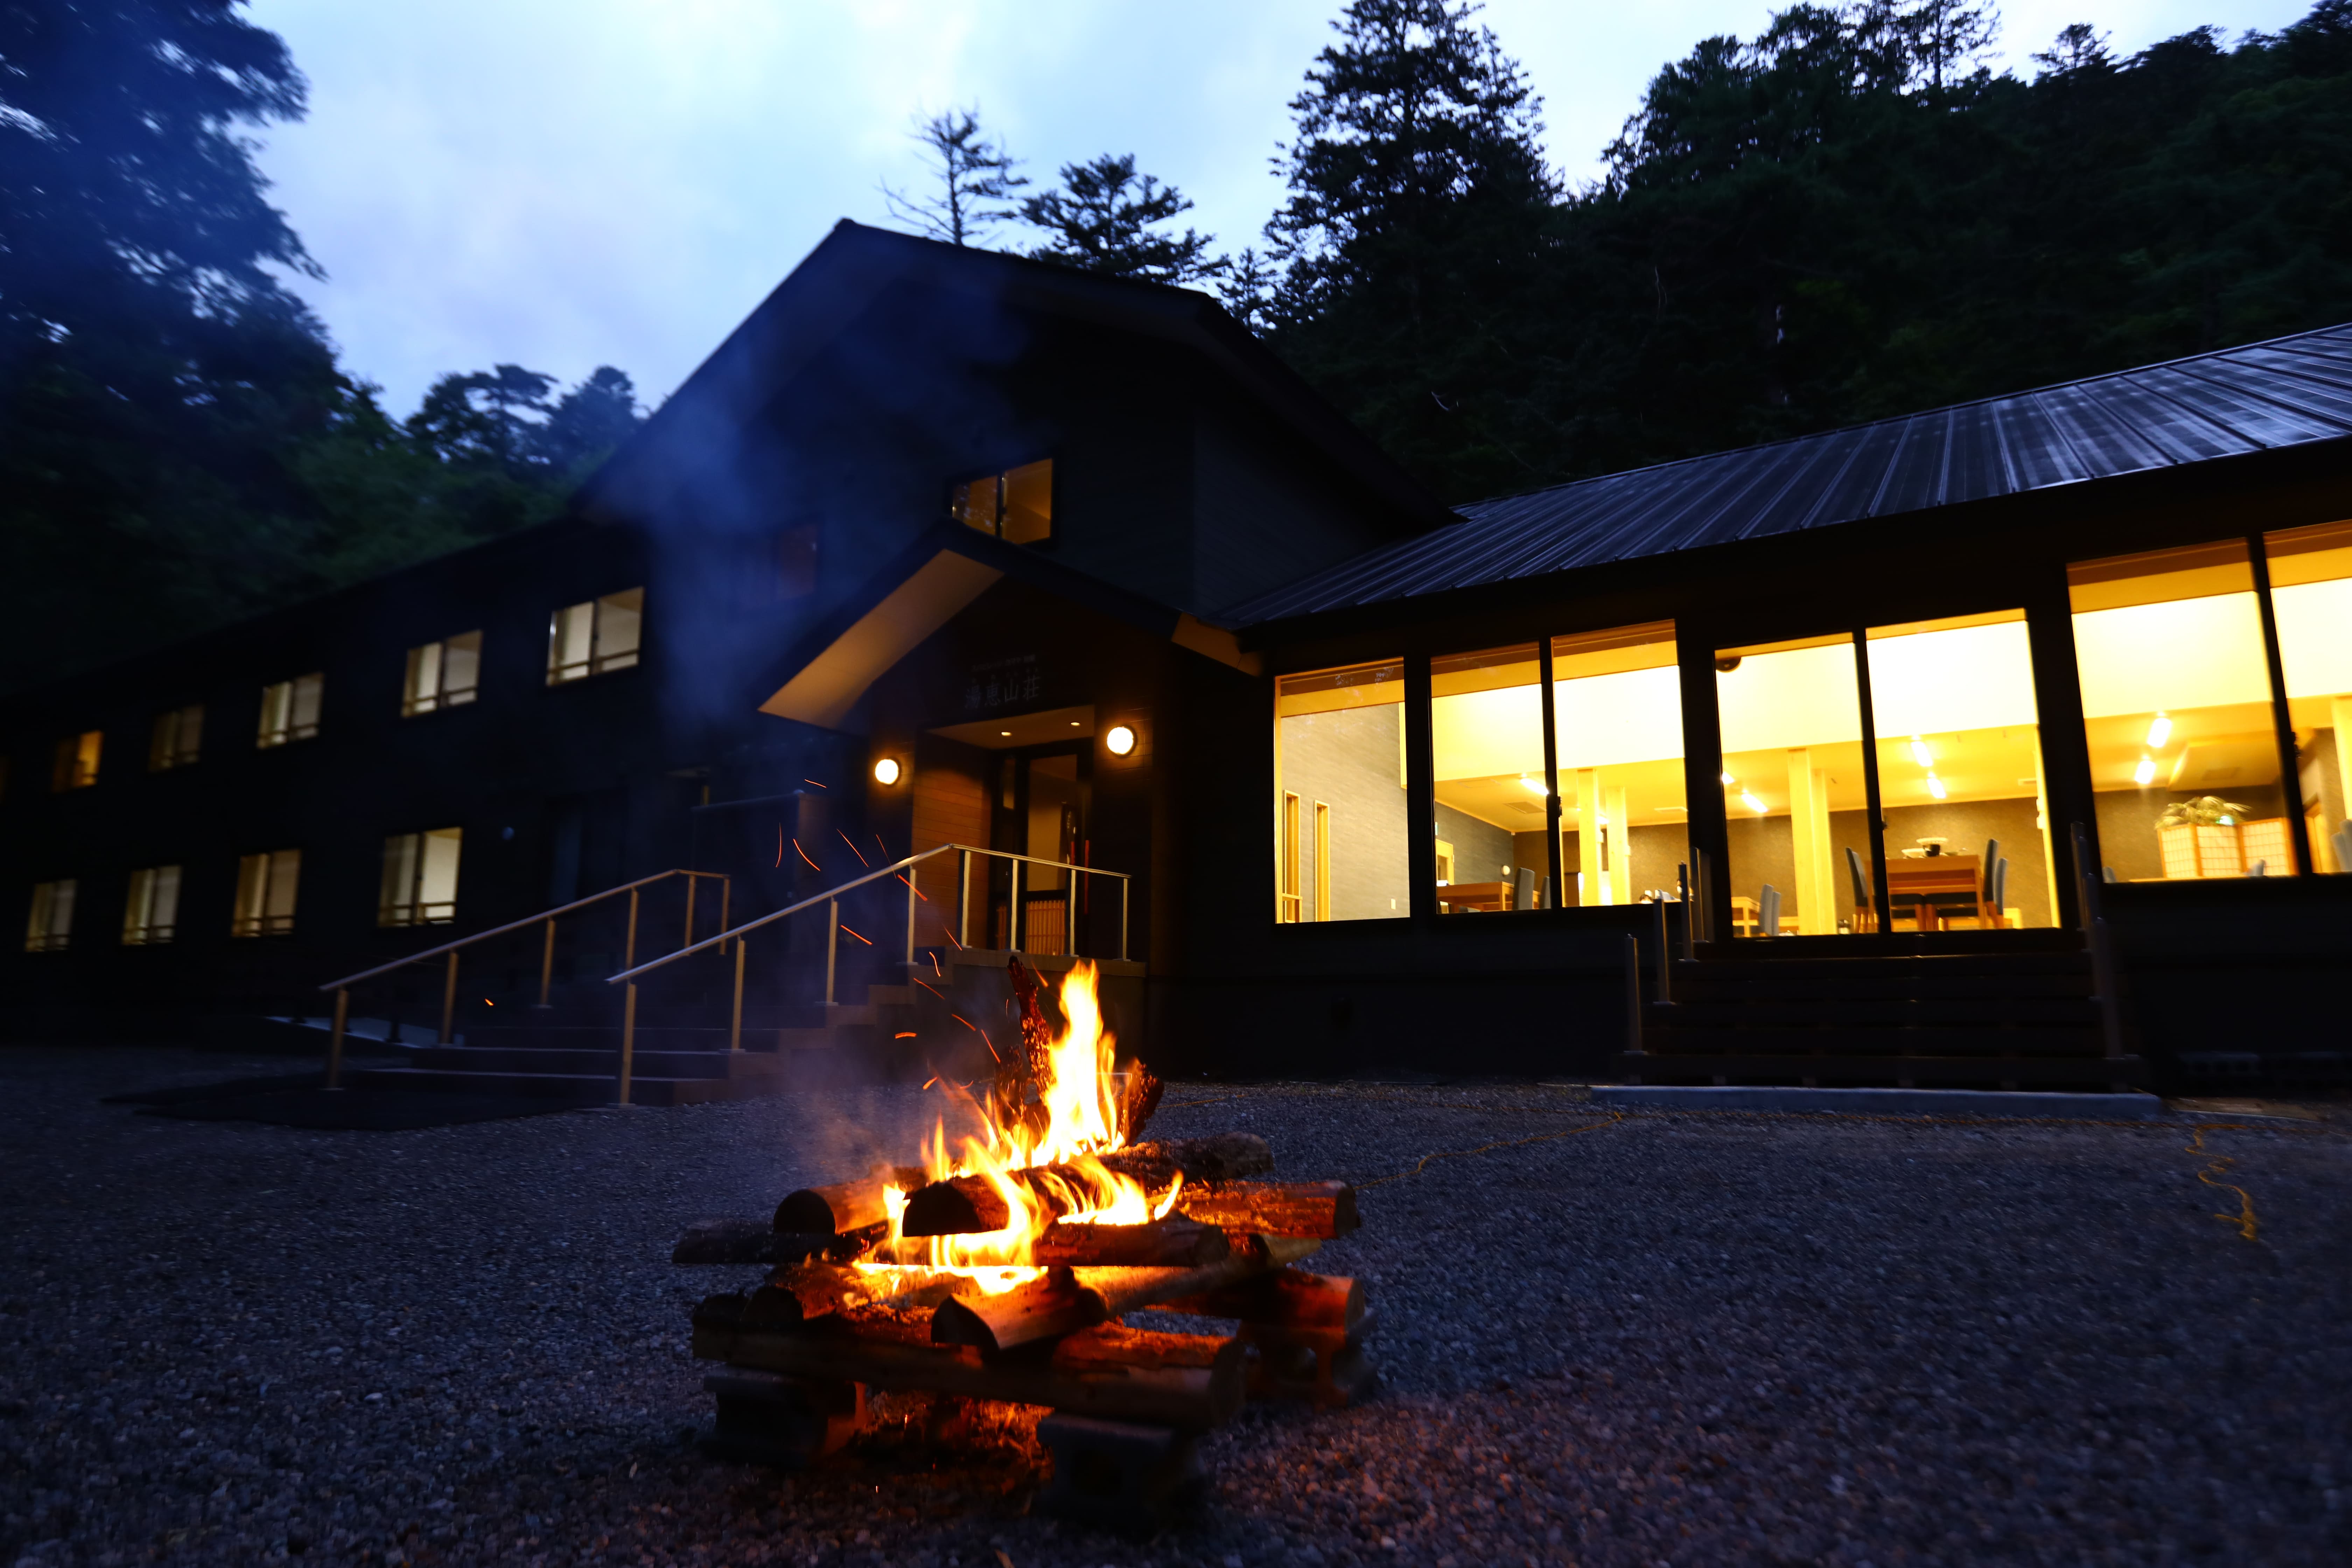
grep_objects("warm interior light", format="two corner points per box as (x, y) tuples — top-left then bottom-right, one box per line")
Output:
(872, 756), (901, 786)
(1069, 720), (1082, 727)
(1720, 771), (1737, 786)
(1909, 736), (1934, 769)
(2145, 712), (2172, 749)
(1104, 724), (1136, 756)
(999, 730), (1011, 737)
(1925, 772), (1948, 800)
(1518, 776), (1548, 796)
(1740, 791), (1768, 814)
(2133, 756), (2156, 786)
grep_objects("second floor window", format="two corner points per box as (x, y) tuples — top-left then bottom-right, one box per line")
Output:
(148, 704), (204, 770)
(231, 849), (301, 937)
(548, 588), (643, 684)
(951, 458), (1053, 545)
(122, 865), (182, 945)
(257, 674), (323, 748)
(403, 632), (482, 716)
(24, 879), (75, 952)
(51, 730), (102, 791)
(378, 827), (462, 926)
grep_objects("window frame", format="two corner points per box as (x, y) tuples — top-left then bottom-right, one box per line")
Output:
(546, 589), (644, 685)
(148, 704), (204, 771)
(122, 864), (182, 946)
(24, 879), (76, 953)
(401, 631), (482, 717)
(51, 729), (102, 791)
(377, 827), (463, 927)
(256, 673), (324, 749)
(949, 458), (1055, 546)
(231, 849), (302, 937)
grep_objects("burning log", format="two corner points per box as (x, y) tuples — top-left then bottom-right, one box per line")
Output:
(772, 1166), (930, 1237)
(1036, 1218), (1230, 1268)
(673, 1218), (824, 1266)
(1157, 1267), (1365, 1333)
(1154, 1268), (1377, 1411)
(929, 1237), (1323, 1356)
(700, 1309), (1246, 1430)
(1173, 1180), (1359, 1239)
(897, 1136), (1278, 1237)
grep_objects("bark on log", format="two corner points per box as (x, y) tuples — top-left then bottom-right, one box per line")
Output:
(929, 1237), (1322, 1355)
(674, 1218), (815, 1266)
(704, 1318), (1246, 1430)
(897, 1136), (1277, 1238)
(1173, 1181), (1359, 1239)
(1155, 1268), (1365, 1332)
(772, 1166), (930, 1236)
(1035, 1218), (1230, 1268)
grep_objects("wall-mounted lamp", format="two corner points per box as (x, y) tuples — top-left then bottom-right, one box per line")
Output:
(1104, 724), (1137, 757)
(872, 756), (903, 787)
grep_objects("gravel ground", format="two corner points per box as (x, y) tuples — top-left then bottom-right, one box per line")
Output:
(4, 1046), (2348, 1568)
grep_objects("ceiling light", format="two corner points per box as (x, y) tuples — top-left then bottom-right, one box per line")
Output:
(1104, 724), (1137, 756)
(1070, 720), (1082, 727)
(999, 730), (1011, 737)
(2146, 712), (2172, 749)
(1909, 736), (1934, 769)
(1519, 776), (1548, 796)
(1721, 771), (1737, 786)
(1925, 772), (1947, 800)
(2133, 756), (2156, 786)
(1740, 791), (1768, 814)
(872, 757), (902, 787)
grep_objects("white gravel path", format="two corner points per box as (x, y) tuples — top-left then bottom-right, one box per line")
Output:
(3, 1048), (2347, 1567)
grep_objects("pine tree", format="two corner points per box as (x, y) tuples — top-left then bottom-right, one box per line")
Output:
(881, 108), (1028, 247)
(1263, 0), (1563, 499)
(1020, 155), (1225, 284)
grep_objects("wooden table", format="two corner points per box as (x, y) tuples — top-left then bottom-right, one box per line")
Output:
(1438, 881), (1514, 912)
(1884, 854), (1989, 929)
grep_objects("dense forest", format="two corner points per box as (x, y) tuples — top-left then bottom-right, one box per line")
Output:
(5, 0), (2352, 689)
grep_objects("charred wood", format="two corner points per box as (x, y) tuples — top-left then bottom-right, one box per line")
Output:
(929, 1237), (1322, 1355)
(1173, 1180), (1359, 1239)
(772, 1166), (929, 1236)
(896, 1136), (1277, 1238)
(1035, 1218), (1230, 1268)
(1156, 1268), (1365, 1332)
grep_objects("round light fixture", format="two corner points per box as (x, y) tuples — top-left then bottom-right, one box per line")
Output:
(872, 756), (902, 786)
(1104, 724), (1138, 757)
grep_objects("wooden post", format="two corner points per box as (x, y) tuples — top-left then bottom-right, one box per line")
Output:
(2071, 823), (2127, 1062)
(1653, 900), (1672, 1004)
(326, 986), (349, 1091)
(620, 982), (638, 1106)
(730, 935), (746, 1053)
(439, 948), (460, 1044)
(824, 899), (838, 1007)
(537, 917), (556, 1007)
(625, 887), (640, 971)
(718, 877), (730, 953)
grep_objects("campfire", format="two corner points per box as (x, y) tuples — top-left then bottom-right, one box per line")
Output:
(673, 959), (1376, 1531)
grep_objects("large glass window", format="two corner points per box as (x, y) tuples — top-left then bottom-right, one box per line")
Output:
(1865, 611), (2056, 929)
(1554, 623), (1686, 908)
(1716, 634), (1867, 937)
(232, 850), (301, 937)
(257, 674), (323, 748)
(2070, 543), (2287, 880)
(951, 459), (1053, 545)
(50, 729), (102, 791)
(148, 704), (203, 771)
(379, 828), (463, 927)
(24, 880), (75, 952)
(122, 865), (181, 945)
(2265, 520), (2352, 874)
(402, 632), (481, 715)
(1274, 660), (1408, 921)
(548, 589), (643, 684)
(1430, 644), (1547, 913)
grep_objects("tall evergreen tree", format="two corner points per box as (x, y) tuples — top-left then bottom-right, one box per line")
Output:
(1263, 0), (1563, 499)
(880, 108), (1028, 247)
(1020, 154), (1225, 284)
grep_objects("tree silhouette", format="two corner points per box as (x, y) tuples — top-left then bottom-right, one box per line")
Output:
(1020, 154), (1225, 284)
(881, 108), (1028, 246)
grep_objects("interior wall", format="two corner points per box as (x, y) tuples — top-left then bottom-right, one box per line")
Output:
(1279, 704), (1409, 920)
(1433, 804), (1513, 889)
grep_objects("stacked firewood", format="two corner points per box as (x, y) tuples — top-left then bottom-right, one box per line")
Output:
(673, 1132), (1376, 1532)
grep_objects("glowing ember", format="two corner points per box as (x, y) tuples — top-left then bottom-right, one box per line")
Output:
(853, 960), (1169, 1295)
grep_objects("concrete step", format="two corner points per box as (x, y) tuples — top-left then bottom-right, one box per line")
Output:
(1671, 969), (2095, 1002)
(349, 1064), (796, 1105)
(1650, 997), (2105, 1027)
(1642, 1024), (2106, 1056)
(403, 1045), (747, 1078)
(1615, 1050), (2148, 1089)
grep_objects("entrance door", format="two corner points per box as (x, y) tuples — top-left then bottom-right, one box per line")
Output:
(989, 746), (1092, 954)
(1712, 610), (2056, 939)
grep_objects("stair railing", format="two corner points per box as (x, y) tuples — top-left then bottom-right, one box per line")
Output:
(605, 843), (1130, 1094)
(313, 868), (731, 1092)
(2067, 822), (2129, 1065)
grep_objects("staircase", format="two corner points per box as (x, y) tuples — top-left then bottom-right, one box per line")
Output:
(1619, 939), (2149, 1092)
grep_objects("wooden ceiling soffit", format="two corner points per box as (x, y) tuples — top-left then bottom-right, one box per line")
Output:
(760, 551), (1003, 727)
(1172, 613), (1263, 676)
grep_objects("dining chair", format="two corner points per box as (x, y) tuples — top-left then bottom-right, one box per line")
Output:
(1513, 866), (1537, 911)
(1759, 884), (1782, 937)
(1989, 856), (2009, 927)
(1843, 846), (1876, 932)
(2333, 822), (2351, 873)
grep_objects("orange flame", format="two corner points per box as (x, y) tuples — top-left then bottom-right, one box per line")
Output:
(856, 962), (1169, 1295)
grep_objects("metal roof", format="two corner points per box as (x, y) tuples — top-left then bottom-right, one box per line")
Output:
(1231, 322), (2352, 625)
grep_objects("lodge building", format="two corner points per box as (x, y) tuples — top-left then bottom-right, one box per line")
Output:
(5, 223), (2347, 1093)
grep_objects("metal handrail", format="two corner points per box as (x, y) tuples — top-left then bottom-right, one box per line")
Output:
(315, 867), (730, 1096)
(601, 843), (1128, 1094)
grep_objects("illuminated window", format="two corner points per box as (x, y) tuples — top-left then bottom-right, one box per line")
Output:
(2070, 543), (2285, 880)
(950, 459), (1053, 545)
(402, 632), (482, 716)
(231, 849), (301, 937)
(148, 704), (204, 771)
(2264, 520), (2352, 874)
(50, 729), (102, 791)
(1865, 611), (2054, 929)
(1431, 643), (1548, 913)
(257, 673), (323, 748)
(1716, 633), (1866, 937)
(547, 588), (643, 684)
(1554, 624), (1686, 910)
(378, 827), (463, 926)
(24, 880), (75, 953)
(1274, 660), (1407, 920)
(122, 866), (181, 945)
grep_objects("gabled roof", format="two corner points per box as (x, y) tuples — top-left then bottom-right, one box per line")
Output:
(1231, 322), (2352, 626)
(581, 219), (1451, 531)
